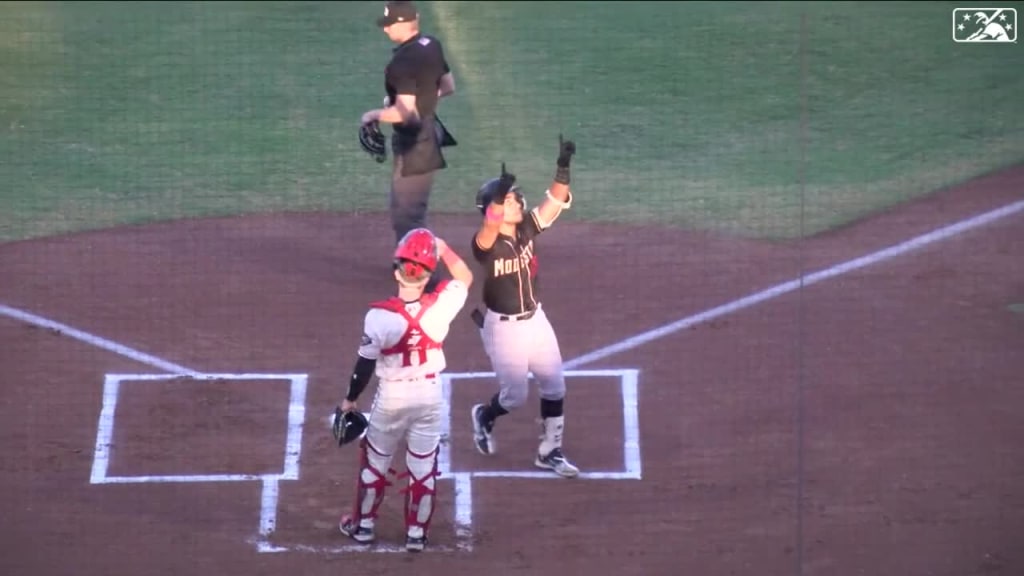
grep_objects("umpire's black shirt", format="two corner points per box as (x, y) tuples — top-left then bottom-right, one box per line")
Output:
(385, 33), (450, 176)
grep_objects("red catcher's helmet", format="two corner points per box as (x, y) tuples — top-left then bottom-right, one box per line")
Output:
(393, 228), (438, 285)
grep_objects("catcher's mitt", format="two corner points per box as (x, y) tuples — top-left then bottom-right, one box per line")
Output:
(359, 121), (387, 163)
(332, 407), (369, 446)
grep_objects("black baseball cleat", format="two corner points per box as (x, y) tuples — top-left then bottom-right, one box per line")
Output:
(471, 404), (495, 455)
(339, 515), (375, 544)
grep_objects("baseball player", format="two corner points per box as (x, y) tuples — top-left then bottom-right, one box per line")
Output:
(337, 227), (474, 552)
(468, 135), (580, 478)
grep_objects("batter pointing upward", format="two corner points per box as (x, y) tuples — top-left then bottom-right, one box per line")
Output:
(469, 135), (580, 478)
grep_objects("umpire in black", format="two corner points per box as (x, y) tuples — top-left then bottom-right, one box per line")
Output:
(361, 0), (456, 288)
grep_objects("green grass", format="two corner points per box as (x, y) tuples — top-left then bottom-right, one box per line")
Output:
(1, 1), (1022, 243)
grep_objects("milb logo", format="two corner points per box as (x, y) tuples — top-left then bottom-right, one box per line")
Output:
(952, 8), (1017, 42)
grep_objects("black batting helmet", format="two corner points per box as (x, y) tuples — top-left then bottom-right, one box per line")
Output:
(475, 177), (526, 214)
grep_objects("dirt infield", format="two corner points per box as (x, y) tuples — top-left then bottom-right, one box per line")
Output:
(1, 166), (1022, 576)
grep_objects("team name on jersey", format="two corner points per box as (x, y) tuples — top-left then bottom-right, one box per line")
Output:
(493, 242), (535, 277)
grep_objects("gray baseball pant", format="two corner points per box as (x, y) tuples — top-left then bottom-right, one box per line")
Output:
(480, 305), (566, 409)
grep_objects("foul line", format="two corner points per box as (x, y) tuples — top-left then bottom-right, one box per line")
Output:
(6, 198), (1021, 376)
(0, 304), (197, 375)
(564, 198), (1024, 369)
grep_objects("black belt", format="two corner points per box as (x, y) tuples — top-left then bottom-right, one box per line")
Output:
(498, 309), (536, 322)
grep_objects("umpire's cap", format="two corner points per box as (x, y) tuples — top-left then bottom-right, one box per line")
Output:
(377, 1), (418, 27)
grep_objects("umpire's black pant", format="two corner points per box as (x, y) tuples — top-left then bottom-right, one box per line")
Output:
(390, 154), (447, 291)
(390, 153), (435, 244)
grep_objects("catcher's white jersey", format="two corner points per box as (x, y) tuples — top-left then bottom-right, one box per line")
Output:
(358, 279), (468, 384)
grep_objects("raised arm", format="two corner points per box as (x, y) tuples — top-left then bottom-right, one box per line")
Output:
(435, 237), (473, 289)
(473, 164), (517, 252)
(533, 135), (577, 229)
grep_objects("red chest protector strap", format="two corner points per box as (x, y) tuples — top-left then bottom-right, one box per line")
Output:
(370, 294), (443, 364)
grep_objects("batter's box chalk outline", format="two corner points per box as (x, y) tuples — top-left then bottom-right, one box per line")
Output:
(90, 373), (307, 485)
(88, 373), (314, 553)
(440, 368), (643, 480)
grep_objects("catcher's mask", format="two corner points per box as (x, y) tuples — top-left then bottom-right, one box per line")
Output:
(359, 121), (387, 163)
(393, 227), (438, 286)
(475, 177), (526, 215)
(332, 408), (368, 446)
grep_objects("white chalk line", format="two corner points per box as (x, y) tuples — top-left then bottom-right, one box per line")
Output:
(256, 541), (460, 554)
(621, 370), (642, 478)
(283, 376), (308, 481)
(84, 371), (310, 554)
(0, 304), (198, 375)
(259, 476), (280, 540)
(563, 198), (1024, 369)
(443, 368), (643, 479)
(89, 375), (121, 484)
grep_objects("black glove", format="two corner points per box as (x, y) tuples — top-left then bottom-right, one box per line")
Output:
(493, 162), (516, 206)
(332, 406), (368, 447)
(557, 134), (576, 168)
(555, 134), (575, 184)
(359, 121), (387, 163)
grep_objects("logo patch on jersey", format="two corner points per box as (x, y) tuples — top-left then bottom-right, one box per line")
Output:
(418, 37), (431, 46)
(360, 334), (372, 346)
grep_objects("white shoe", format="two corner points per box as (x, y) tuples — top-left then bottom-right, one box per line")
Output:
(406, 526), (427, 552)
(534, 448), (579, 478)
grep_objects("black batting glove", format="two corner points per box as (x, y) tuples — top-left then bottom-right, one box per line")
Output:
(494, 162), (516, 205)
(557, 134), (576, 168)
(555, 134), (575, 184)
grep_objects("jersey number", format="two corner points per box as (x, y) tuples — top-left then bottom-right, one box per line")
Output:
(400, 347), (427, 367)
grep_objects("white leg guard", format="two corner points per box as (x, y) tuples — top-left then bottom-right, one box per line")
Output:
(349, 438), (395, 528)
(400, 444), (440, 538)
(538, 415), (565, 456)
